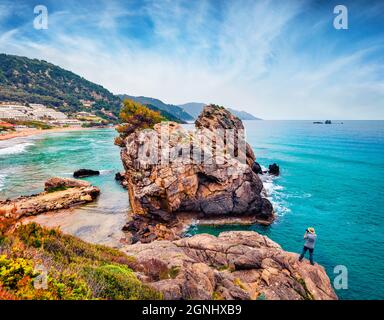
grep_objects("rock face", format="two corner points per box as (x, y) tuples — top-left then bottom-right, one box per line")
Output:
(73, 169), (100, 178)
(122, 231), (337, 300)
(120, 105), (274, 242)
(0, 177), (100, 219)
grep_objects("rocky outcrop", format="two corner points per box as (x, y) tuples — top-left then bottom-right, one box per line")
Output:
(0, 177), (100, 219)
(73, 169), (100, 178)
(122, 231), (337, 300)
(120, 105), (274, 243)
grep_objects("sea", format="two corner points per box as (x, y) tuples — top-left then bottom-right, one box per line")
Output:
(0, 120), (383, 300)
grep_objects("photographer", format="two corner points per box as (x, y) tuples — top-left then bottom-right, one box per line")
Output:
(299, 227), (317, 265)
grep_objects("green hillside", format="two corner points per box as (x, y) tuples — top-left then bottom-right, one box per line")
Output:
(119, 94), (194, 122)
(0, 53), (121, 118)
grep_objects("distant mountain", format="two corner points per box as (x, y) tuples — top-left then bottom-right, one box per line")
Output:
(179, 102), (261, 120)
(0, 53), (121, 118)
(119, 94), (194, 122)
(177, 102), (206, 118)
(227, 108), (261, 120)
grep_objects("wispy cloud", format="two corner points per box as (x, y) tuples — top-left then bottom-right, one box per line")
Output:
(0, 0), (383, 119)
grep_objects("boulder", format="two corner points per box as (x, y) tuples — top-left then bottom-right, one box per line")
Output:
(121, 231), (338, 300)
(268, 163), (280, 176)
(73, 169), (100, 178)
(251, 162), (263, 175)
(119, 105), (274, 242)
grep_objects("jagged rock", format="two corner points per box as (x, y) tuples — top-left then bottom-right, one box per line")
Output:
(0, 177), (100, 219)
(268, 163), (280, 176)
(122, 231), (337, 300)
(73, 169), (100, 178)
(120, 105), (274, 242)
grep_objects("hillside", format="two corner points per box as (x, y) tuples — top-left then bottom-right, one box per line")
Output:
(145, 104), (186, 123)
(119, 94), (194, 122)
(179, 102), (261, 120)
(0, 54), (121, 118)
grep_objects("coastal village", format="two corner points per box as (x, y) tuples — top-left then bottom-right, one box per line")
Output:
(0, 100), (112, 136)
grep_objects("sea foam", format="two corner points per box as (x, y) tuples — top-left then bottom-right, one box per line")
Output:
(0, 142), (34, 156)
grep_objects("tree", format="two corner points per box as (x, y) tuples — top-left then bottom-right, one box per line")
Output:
(115, 99), (164, 146)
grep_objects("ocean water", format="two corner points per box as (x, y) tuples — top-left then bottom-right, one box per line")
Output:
(0, 121), (383, 299)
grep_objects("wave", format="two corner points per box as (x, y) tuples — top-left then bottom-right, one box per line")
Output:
(0, 142), (34, 156)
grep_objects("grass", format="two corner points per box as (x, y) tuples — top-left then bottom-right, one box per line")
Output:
(46, 186), (69, 193)
(0, 223), (162, 300)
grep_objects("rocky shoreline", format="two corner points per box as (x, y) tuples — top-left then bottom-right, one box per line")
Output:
(122, 231), (337, 300)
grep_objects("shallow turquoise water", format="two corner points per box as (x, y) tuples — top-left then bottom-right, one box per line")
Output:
(1, 121), (383, 299)
(0, 129), (129, 245)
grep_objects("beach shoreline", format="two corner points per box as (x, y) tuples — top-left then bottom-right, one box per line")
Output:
(0, 126), (100, 141)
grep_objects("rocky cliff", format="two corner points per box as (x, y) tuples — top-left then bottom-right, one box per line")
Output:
(120, 105), (274, 243)
(122, 231), (337, 300)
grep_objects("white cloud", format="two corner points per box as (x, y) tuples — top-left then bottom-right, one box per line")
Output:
(1, 0), (383, 119)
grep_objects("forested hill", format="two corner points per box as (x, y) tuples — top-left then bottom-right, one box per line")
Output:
(0, 53), (121, 115)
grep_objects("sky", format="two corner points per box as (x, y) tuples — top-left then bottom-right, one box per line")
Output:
(0, 0), (383, 119)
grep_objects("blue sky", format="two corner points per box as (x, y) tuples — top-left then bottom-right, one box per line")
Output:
(0, 0), (383, 119)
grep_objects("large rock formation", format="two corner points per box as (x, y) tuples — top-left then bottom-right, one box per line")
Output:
(122, 231), (337, 300)
(0, 177), (100, 219)
(120, 105), (274, 242)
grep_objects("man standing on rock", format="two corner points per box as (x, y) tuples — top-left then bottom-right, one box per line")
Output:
(299, 227), (317, 265)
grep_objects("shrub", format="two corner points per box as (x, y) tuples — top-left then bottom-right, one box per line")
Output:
(82, 264), (161, 300)
(0, 223), (161, 300)
(115, 99), (164, 145)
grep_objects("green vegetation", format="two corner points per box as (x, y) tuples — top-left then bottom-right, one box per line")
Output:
(118, 94), (193, 122)
(5, 119), (53, 130)
(46, 186), (69, 193)
(0, 54), (121, 118)
(115, 99), (164, 146)
(0, 223), (162, 300)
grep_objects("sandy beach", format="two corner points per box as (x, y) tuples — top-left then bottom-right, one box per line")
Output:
(0, 126), (96, 141)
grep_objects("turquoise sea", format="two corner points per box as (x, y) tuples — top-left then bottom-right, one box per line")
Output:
(0, 121), (383, 300)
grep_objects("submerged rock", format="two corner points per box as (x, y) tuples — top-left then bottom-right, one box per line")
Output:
(122, 231), (337, 300)
(119, 105), (274, 242)
(73, 169), (100, 178)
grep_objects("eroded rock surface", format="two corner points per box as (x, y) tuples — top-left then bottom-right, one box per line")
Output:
(122, 231), (337, 300)
(120, 105), (274, 242)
